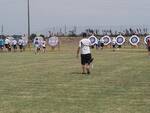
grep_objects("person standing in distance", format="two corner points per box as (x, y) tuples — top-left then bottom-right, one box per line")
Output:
(34, 38), (41, 54)
(147, 38), (150, 56)
(100, 37), (104, 50)
(12, 39), (17, 52)
(18, 37), (24, 52)
(112, 37), (116, 52)
(5, 37), (11, 52)
(77, 38), (93, 74)
(0, 37), (4, 52)
(41, 38), (46, 53)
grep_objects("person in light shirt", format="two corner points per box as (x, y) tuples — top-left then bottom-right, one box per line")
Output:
(111, 37), (116, 52)
(34, 38), (41, 54)
(12, 39), (17, 52)
(22, 40), (27, 51)
(5, 37), (11, 52)
(18, 38), (24, 52)
(41, 39), (46, 53)
(77, 38), (94, 74)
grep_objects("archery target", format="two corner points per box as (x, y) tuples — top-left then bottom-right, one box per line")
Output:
(48, 36), (59, 46)
(116, 35), (125, 45)
(101, 36), (111, 45)
(144, 35), (150, 44)
(129, 35), (140, 46)
(88, 35), (98, 45)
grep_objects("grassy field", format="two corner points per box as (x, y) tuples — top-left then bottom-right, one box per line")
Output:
(0, 44), (150, 113)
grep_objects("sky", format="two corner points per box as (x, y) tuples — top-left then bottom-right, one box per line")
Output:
(0, 0), (150, 35)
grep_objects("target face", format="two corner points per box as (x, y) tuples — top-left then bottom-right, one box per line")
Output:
(48, 36), (59, 46)
(88, 36), (97, 45)
(129, 35), (140, 45)
(116, 35), (125, 45)
(144, 35), (150, 44)
(101, 36), (111, 45)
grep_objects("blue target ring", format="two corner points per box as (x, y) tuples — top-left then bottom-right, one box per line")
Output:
(117, 38), (123, 43)
(129, 35), (139, 45)
(116, 35), (125, 45)
(102, 36), (111, 45)
(90, 37), (96, 43)
(131, 37), (138, 43)
(88, 36), (97, 45)
(104, 38), (109, 43)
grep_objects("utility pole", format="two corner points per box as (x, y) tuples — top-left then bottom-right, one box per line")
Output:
(27, 0), (31, 50)
(1, 25), (3, 35)
(64, 25), (67, 36)
(0, 25), (3, 39)
(27, 0), (30, 40)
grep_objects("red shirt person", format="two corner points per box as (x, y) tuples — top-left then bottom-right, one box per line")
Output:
(147, 38), (150, 56)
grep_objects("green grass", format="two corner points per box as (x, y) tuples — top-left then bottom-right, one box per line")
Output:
(0, 45), (150, 113)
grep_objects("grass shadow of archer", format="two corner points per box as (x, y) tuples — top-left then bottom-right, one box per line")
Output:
(70, 72), (82, 75)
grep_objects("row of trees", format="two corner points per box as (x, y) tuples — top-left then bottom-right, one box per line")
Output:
(47, 27), (149, 37)
(0, 27), (149, 40)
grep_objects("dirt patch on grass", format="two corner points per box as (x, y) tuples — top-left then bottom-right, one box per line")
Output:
(59, 37), (82, 45)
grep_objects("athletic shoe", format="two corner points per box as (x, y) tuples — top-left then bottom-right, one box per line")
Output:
(87, 69), (90, 75)
(87, 71), (90, 75)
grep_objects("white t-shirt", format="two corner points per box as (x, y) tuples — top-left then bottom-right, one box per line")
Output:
(112, 38), (116, 45)
(12, 40), (17, 45)
(23, 40), (28, 46)
(100, 38), (104, 43)
(18, 39), (24, 45)
(5, 39), (10, 44)
(42, 40), (46, 47)
(34, 40), (41, 48)
(79, 38), (91, 54)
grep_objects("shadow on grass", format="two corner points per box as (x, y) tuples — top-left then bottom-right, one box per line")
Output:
(70, 72), (82, 75)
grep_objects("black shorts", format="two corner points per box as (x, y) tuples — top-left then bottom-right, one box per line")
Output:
(19, 45), (23, 49)
(13, 45), (17, 49)
(5, 44), (10, 48)
(81, 54), (92, 65)
(101, 43), (104, 47)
